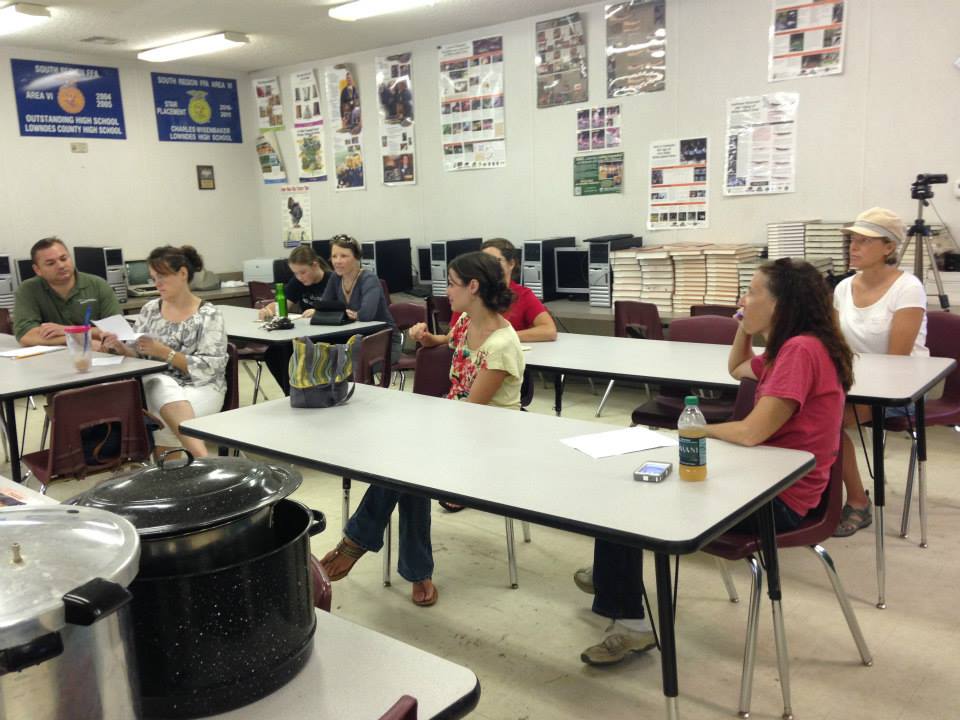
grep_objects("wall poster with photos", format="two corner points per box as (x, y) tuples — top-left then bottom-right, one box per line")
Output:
(376, 53), (416, 185)
(769, 0), (845, 81)
(281, 185), (312, 247)
(439, 36), (506, 171)
(256, 131), (286, 185)
(253, 76), (284, 131)
(536, 12), (588, 108)
(606, 0), (666, 97)
(574, 152), (624, 196)
(576, 104), (621, 152)
(290, 69), (325, 182)
(724, 93), (798, 196)
(648, 137), (708, 230)
(325, 64), (365, 191)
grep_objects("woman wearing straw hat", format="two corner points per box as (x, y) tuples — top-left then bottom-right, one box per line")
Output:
(833, 207), (929, 537)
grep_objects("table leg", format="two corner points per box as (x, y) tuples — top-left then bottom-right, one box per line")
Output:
(3, 398), (21, 483)
(553, 373), (564, 417)
(758, 503), (793, 720)
(654, 553), (679, 720)
(914, 397), (928, 549)
(871, 404), (886, 609)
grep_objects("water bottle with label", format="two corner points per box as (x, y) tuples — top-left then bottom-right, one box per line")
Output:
(678, 395), (707, 481)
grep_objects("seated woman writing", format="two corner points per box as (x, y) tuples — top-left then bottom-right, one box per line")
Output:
(319, 251), (525, 607)
(259, 244), (333, 395)
(578, 258), (854, 666)
(102, 245), (227, 459)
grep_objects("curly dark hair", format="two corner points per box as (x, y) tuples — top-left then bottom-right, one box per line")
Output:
(448, 251), (514, 313)
(760, 258), (854, 392)
(148, 245), (203, 282)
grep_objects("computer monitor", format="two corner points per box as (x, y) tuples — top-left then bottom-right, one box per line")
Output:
(554, 247), (589, 298)
(16, 259), (35, 282)
(126, 259), (151, 287)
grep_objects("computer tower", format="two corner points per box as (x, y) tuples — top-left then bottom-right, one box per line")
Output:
(0, 254), (16, 310)
(360, 238), (412, 293)
(416, 247), (432, 285)
(521, 237), (575, 301)
(585, 234), (642, 307)
(74, 246), (127, 303)
(429, 238), (482, 296)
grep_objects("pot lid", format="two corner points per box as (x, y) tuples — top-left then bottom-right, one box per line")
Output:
(66, 449), (302, 537)
(0, 506), (140, 649)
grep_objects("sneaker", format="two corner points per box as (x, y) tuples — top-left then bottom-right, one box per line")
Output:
(833, 498), (873, 538)
(580, 630), (657, 666)
(574, 566), (595, 595)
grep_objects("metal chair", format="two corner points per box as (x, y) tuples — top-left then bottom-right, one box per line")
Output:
(629, 314), (739, 428)
(20, 379), (152, 494)
(388, 302), (427, 390)
(690, 304), (739, 317)
(884, 311), (960, 547)
(217, 343), (240, 457)
(707, 379), (872, 718)
(232, 285), (273, 404)
(382, 344), (531, 589)
(427, 295), (452, 335)
(595, 301), (664, 417)
(379, 278), (392, 305)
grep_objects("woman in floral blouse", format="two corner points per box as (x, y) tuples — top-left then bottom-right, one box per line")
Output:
(319, 252), (524, 607)
(102, 245), (227, 458)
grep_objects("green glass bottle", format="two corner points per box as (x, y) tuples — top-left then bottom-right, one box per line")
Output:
(274, 282), (288, 318)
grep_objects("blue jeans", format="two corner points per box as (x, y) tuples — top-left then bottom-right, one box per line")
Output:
(592, 498), (802, 621)
(344, 485), (433, 582)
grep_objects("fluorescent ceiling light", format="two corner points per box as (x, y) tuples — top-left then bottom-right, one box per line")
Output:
(329, 0), (437, 22)
(138, 32), (249, 62)
(0, 3), (51, 36)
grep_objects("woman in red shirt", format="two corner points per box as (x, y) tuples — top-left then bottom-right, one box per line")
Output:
(580, 258), (855, 666)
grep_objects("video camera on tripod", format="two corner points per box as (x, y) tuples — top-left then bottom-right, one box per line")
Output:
(904, 173), (950, 310)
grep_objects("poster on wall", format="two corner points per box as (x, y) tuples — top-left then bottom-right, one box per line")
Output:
(376, 53), (416, 185)
(253, 76), (283, 131)
(325, 65), (365, 191)
(536, 12), (588, 108)
(769, 0), (845, 81)
(724, 93), (798, 196)
(256, 131), (286, 185)
(648, 137), (708, 230)
(11, 58), (126, 139)
(151, 72), (241, 143)
(573, 152), (624, 196)
(290, 69), (326, 182)
(439, 35), (506, 171)
(280, 185), (312, 248)
(606, 0), (666, 97)
(576, 104), (621, 152)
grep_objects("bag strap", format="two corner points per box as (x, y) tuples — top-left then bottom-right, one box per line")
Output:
(334, 334), (364, 406)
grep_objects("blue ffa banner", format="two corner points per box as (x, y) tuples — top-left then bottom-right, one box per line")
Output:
(11, 58), (126, 139)
(151, 72), (242, 143)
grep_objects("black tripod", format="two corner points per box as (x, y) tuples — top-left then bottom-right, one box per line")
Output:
(900, 174), (950, 311)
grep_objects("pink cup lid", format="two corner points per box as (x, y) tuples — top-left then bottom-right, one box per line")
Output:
(64, 325), (91, 333)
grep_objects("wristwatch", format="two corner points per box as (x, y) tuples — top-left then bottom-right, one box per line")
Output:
(165, 349), (177, 365)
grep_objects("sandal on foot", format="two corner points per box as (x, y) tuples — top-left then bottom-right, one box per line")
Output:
(439, 501), (465, 513)
(319, 539), (367, 581)
(833, 500), (872, 538)
(412, 581), (438, 607)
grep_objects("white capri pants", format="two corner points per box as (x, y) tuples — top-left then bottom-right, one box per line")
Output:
(143, 374), (225, 447)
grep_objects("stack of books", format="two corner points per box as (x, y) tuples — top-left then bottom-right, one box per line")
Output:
(670, 245), (709, 314)
(738, 256), (764, 297)
(804, 221), (848, 273)
(807, 257), (833, 277)
(703, 245), (760, 305)
(610, 248), (643, 303)
(767, 221), (806, 260)
(635, 246), (674, 314)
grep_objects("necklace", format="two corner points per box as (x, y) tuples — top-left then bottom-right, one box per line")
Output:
(341, 268), (362, 297)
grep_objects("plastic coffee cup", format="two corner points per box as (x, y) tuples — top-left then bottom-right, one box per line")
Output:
(64, 325), (93, 372)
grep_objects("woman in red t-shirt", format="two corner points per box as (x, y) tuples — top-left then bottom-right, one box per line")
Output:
(579, 258), (855, 667)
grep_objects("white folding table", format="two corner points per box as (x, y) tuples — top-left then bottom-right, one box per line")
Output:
(218, 305), (387, 345)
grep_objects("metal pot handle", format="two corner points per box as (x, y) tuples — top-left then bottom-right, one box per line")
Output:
(157, 448), (195, 471)
(308, 509), (327, 537)
(63, 577), (133, 626)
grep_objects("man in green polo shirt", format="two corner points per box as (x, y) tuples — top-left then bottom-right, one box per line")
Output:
(13, 237), (121, 346)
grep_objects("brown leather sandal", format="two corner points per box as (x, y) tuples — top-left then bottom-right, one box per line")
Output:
(319, 538), (367, 581)
(412, 581), (438, 607)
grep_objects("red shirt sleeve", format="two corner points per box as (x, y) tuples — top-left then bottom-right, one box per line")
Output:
(755, 338), (817, 412)
(506, 283), (548, 332)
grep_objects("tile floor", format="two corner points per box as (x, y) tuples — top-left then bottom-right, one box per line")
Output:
(8, 367), (959, 720)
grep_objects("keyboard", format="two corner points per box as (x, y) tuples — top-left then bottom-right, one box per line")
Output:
(128, 286), (160, 297)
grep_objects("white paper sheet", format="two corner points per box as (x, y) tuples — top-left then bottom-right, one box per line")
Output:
(92, 315), (144, 342)
(0, 345), (65, 359)
(561, 426), (678, 459)
(92, 356), (125, 366)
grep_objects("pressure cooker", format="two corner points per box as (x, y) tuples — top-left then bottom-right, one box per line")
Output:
(0, 505), (142, 720)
